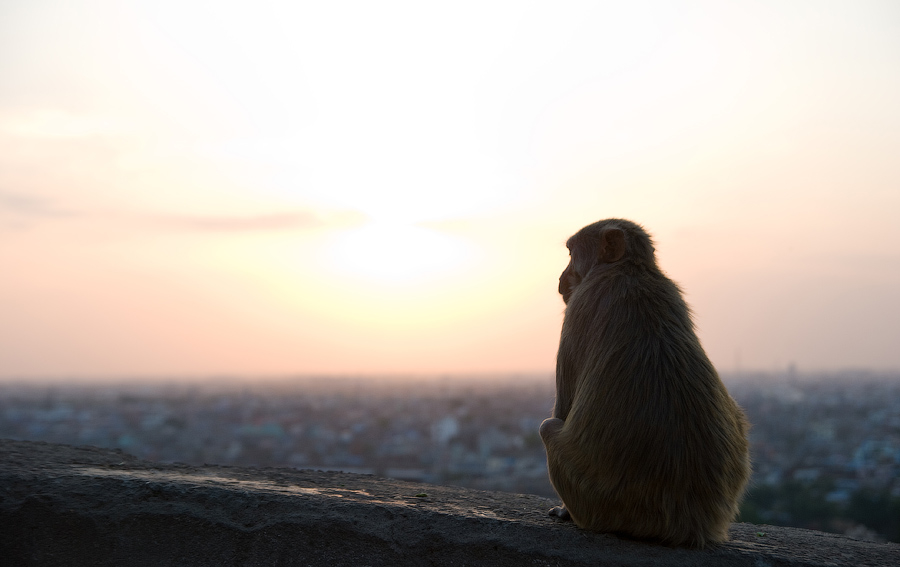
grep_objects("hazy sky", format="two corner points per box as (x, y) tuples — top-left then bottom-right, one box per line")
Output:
(1, 0), (898, 379)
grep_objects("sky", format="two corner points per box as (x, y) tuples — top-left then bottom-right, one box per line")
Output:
(1, 0), (898, 380)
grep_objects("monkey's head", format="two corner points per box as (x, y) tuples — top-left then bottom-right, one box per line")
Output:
(559, 218), (656, 304)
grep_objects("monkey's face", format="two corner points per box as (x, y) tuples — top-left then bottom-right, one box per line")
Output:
(559, 226), (627, 304)
(560, 235), (593, 304)
(559, 252), (583, 305)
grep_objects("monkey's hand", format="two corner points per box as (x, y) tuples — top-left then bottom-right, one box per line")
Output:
(549, 505), (572, 521)
(539, 417), (564, 443)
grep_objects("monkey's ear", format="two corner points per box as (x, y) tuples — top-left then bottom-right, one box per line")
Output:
(599, 228), (625, 263)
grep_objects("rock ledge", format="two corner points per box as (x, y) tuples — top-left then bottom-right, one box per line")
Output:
(1, 439), (896, 566)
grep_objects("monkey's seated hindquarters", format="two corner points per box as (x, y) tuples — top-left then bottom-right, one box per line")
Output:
(540, 218), (750, 548)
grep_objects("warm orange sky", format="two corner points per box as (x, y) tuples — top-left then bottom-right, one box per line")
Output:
(1, 1), (898, 379)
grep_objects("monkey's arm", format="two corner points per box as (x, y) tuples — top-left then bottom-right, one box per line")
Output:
(539, 417), (573, 522)
(553, 354), (576, 420)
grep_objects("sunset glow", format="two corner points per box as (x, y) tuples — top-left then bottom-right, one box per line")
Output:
(1, 1), (898, 379)
(328, 223), (477, 285)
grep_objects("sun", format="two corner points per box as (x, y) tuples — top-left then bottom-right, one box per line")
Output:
(327, 222), (475, 286)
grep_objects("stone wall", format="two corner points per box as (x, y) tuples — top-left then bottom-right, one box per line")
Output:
(1, 439), (896, 566)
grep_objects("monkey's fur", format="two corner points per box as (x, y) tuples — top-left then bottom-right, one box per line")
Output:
(539, 219), (750, 548)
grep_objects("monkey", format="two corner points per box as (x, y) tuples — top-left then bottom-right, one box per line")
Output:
(539, 218), (750, 548)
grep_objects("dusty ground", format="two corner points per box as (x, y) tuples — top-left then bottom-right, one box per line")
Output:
(1, 439), (897, 566)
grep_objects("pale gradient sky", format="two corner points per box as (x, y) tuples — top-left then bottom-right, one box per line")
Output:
(1, 0), (898, 379)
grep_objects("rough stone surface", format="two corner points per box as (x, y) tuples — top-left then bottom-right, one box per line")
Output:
(0, 439), (897, 566)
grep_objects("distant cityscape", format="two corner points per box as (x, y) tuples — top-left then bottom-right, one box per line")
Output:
(1, 371), (898, 543)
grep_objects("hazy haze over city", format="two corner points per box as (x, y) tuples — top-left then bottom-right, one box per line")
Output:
(1, 1), (899, 380)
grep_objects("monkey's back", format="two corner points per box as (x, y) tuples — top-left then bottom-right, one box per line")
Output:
(555, 266), (750, 547)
